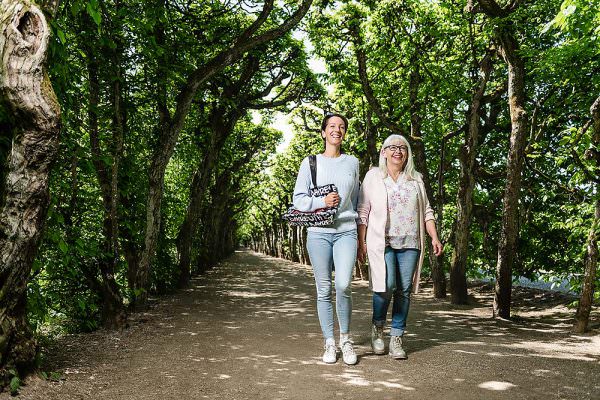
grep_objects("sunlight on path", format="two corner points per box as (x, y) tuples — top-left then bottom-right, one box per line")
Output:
(478, 381), (517, 391)
(10, 250), (600, 400)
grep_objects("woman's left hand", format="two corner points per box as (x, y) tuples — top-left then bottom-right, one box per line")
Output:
(431, 239), (443, 256)
(357, 242), (367, 264)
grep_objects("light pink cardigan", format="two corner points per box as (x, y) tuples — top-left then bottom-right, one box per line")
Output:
(357, 167), (435, 293)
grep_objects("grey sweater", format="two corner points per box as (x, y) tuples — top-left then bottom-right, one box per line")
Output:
(293, 154), (360, 233)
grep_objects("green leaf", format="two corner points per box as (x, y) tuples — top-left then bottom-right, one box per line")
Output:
(56, 28), (66, 44)
(86, 1), (102, 26)
(31, 259), (43, 274)
(558, 135), (571, 146)
(49, 372), (63, 382)
(10, 376), (21, 395)
(48, 372), (62, 382)
(59, 239), (68, 254)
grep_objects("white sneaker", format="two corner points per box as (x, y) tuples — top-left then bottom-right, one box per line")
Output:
(389, 335), (407, 359)
(322, 339), (337, 363)
(371, 324), (385, 355)
(341, 340), (358, 365)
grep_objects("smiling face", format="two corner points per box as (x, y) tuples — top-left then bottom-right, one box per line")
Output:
(383, 140), (409, 171)
(321, 116), (346, 147)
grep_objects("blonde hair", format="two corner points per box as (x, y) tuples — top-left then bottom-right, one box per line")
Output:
(378, 134), (421, 181)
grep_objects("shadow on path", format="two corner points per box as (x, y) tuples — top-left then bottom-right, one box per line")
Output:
(6, 250), (600, 400)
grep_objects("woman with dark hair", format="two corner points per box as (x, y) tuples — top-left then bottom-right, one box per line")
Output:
(357, 134), (442, 360)
(292, 112), (360, 365)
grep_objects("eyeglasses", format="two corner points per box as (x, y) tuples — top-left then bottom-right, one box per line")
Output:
(385, 145), (408, 153)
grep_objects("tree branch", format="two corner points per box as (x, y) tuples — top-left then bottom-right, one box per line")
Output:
(349, 19), (410, 137)
(474, 0), (510, 17)
(302, 109), (321, 133)
(481, 81), (507, 104)
(525, 157), (580, 196)
(169, 0), (313, 136)
(235, 0), (275, 45)
(571, 148), (600, 184)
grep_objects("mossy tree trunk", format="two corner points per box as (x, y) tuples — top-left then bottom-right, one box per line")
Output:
(0, 0), (61, 387)
(573, 96), (600, 333)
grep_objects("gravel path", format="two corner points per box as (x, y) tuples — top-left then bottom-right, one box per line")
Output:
(6, 250), (600, 400)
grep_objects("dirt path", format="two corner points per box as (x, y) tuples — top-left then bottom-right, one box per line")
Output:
(6, 250), (600, 400)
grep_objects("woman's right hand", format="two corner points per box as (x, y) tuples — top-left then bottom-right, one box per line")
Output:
(324, 192), (340, 208)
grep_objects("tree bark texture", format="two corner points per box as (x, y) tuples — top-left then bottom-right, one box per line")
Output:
(573, 96), (600, 333)
(450, 52), (493, 305)
(0, 0), (60, 386)
(493, 27), (528, 319)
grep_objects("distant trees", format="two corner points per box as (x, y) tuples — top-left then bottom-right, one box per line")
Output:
(1, 0), (598, 392)
(245, 0), (599, 329)
(0, 0), (318, 390)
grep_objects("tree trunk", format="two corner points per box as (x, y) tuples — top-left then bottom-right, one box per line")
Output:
(277, 222), (283, 258)
(407, 64), (447, 299)
(450, 52), (494, 305)
(436, 131), (454, 298)
(177, 110), (240, 288)
(357, 109), (378, 177)
(0, 0), (60, 386)
(134, 155), (168, 306)
(291, 225), (299, 262)
(574, 197), (599, 333)
(272, 223), (278, 257)
(365, 109), (378, 168)
(493, 27), (528, 319)
(85, 39), (127, 328)
(573, 96), (600, 333)
(104, 0), (127, 327)
(0, 104), (13, 207)
(298, 226), (306, 264)
(302, 227), (310, 265)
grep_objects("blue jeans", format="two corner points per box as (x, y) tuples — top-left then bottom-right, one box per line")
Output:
(306, 229), (357, 340)
(372, 247), (420, 337)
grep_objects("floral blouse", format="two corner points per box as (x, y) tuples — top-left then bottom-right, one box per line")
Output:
(384, 173), (420, 250)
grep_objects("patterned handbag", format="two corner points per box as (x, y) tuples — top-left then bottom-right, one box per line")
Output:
(282, 155), (338, 227)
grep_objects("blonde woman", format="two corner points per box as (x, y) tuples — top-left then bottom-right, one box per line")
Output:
(357, 134), (442, 359)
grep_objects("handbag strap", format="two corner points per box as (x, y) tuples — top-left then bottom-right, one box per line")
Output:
(308, 154), (317, 188)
